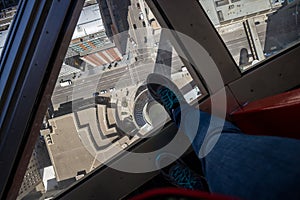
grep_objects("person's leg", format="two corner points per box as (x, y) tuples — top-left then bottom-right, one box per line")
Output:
(180, 105), (300, 200)
(146, 73), (300, 200)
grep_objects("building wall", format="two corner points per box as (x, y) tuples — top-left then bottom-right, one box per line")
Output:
(199, 0), (221, 26)
(97, 0), (130, 54)
(199, 0), (276, 26)
(97, 0), (114, 38)
(17, 149), (42, 199)
(68, 3), (122, 65)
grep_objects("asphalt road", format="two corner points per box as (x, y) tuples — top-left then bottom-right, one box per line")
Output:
(52, 0), (183, 107)
(220, 19), (267, 64)
(52, 2), (270, 107)
(51, 55), (183, 105)
(127, 0), (154, 61)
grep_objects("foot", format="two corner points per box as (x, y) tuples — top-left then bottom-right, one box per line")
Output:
(156, 153), (205, 190)
(146, 73), (186, 123)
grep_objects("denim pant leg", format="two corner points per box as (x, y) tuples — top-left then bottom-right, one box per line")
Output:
(178, 105), (300, 200)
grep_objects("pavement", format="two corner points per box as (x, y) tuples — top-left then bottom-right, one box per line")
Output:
(218, 16), (267, 66)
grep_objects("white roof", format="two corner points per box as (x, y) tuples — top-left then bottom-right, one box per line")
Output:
(41, 166), (57, 191)
(72, 4), (105, 39)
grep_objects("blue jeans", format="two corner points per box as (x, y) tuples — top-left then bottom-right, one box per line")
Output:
(174, 105), (300, 200)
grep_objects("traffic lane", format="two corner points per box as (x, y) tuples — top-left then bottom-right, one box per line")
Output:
(54, 54), (183, 98)
(52, 53), (184, 104)
(130, 0), (143, 27)
(53, 66), (128, 92)
(226, 33), (265, 58)
(54, 55), (182, 98)
(128, 1), (142, 39)
(128, 1), (156, 56)
(53, 70), (153, 104)
(54, 60), (145, 94)
(220, 21), (267, 43)
(52, 62), (182, 105)
(52, 62), (155, 104)
(128, 2), (148, 46)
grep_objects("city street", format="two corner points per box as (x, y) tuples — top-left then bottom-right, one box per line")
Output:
(127, 0), (155, 60)
(219, 18), (267, 64)
(52, 2), (270, 107)
(51, 55), (183, 106)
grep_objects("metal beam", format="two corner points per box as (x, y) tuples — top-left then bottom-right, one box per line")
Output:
(0, 0), (85, 199)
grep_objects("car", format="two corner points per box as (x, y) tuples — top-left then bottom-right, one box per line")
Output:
(133, 24), (137, 29)
(59, 79), (72, 87)
(137, 2), (140, 9)
(129, 38), (137, 47)
(93, 92), (99, 96)
(100, 90), (107, 94)
(142, 21), (146, 27)
(139, 12), (144, 20)
(109, 87), (116, 92)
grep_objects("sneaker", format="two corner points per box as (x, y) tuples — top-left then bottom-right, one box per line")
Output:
(146, 73), (186, 123)
(156, 153), (205, 190)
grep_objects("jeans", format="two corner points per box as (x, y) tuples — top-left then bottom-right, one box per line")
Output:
(174, 105), (300, 200)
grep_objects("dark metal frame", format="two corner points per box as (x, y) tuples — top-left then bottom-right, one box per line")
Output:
(0, 0), (85, 199)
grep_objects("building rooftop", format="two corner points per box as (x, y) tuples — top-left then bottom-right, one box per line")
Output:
(72, 4), (105, 40)
(42, 114), (101, 181)
(42, 106), (132, 181)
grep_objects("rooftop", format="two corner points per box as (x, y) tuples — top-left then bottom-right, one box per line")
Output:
(72, 4), (105, 40)
(42, 114), (101, 181)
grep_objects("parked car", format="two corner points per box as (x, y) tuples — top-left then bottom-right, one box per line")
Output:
(139, 12), (144, 20)
(93, 92), (99, 96)
(129, 37), (137, 47)
(100, 90), (107, 94)
(59, 79), (72, 87)
(109, 87), (116, 92)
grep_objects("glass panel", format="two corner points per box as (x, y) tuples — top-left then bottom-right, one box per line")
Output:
(199, 0), (300, 71)
(18, 0), (205, 199)
(0, 0), (19, 57)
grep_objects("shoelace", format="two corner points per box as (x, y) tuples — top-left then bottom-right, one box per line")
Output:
(157, 88), (179, 110)
(169, 165), (200, 189)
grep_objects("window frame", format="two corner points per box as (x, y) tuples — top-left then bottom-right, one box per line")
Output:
(0, 0), (300, 199)
(0, 0), (85, 199)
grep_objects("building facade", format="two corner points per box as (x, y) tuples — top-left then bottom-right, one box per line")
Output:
(199, 0), (280, 26)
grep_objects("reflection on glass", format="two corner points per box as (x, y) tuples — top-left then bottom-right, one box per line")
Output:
(199, 0), (300, 71)
(18, 0), (203, 199)
(0, 1), (19, 57)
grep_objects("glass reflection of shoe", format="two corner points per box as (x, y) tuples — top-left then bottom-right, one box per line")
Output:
(146, 73), (187, 124)
(156, 153), (205, 190)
